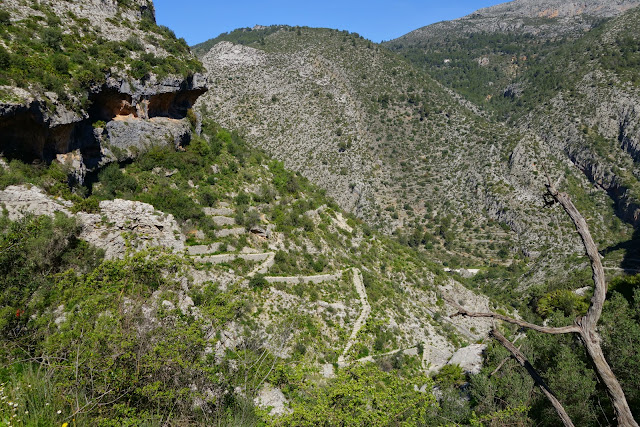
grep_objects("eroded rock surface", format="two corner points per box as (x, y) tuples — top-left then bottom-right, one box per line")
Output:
(448, 344), (487, 375)
(0, 185), (184, 258)
(79, 199), (185, 259)
(254, 385), (291, 417)
(0, 0), (207, 180)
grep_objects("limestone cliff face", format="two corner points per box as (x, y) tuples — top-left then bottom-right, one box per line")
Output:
(0, 0), (207, 180)
(389, 0), (640, 44)
(519, 73), (640, 226)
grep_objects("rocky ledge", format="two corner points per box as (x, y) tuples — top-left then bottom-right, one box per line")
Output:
(0, 74), (207, 182)
(0, 185), (185, 259)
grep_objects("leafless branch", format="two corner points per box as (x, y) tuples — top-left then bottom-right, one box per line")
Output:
(446, 184), (638, 426)
(446, 297), (579, 335)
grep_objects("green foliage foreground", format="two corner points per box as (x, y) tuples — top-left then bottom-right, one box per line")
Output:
(0, 120), (638, 425)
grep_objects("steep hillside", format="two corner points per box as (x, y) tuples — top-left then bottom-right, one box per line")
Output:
(0, 118), (501, 424)
(512, 8), (640, 228)
(385, 0), (639, 106)
(390, 2), (640, 241)
(0, 0), (206, 181)
(193, 26), (635, 275)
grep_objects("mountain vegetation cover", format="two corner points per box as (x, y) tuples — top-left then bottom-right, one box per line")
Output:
(0, 0), (639, 425)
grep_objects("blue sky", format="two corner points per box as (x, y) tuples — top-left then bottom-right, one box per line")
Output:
(154, 0), (507, 46)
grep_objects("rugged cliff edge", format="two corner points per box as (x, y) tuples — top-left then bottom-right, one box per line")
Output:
(388, 0), (640, 44)
(0, 0), (207, 181)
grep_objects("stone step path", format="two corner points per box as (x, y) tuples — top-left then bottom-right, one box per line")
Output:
(604, 266), (640, 273)
(215, 227), (246, 238)
(264, 271), (343, 285)
(187, 240), (479, 374)
(187, 243), (223, 256)
(338, 268), (371, 366)
(204, 207), (234, 216)
(248, 252), (276, 278)
(193, 252), (274, 264)
(353, 347), (419, 365)
(212, 216), (236, 226)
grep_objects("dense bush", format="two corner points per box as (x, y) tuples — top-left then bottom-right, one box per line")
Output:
(278, 364), (435, 425)
(0, 213), (103, 333)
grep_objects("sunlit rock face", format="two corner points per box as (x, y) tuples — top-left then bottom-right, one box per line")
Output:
(0, 0), (207, 180)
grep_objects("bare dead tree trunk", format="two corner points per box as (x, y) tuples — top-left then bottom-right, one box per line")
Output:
(448, 184), (639, 427)
(579, 326), (638, 427)
(491, 329), (575, 427)
(490, 335), (522, 377)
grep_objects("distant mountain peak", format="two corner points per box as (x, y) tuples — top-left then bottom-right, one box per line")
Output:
(471, 0), (640, 19)
(387, 0), (640, 47)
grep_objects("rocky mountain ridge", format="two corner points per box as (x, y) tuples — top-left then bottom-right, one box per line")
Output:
(390, 0), (640, 44)
(195, 26), (619, 272)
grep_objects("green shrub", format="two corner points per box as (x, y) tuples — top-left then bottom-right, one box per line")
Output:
(0, 46), (10, 70)
(41, 27), (62, 49)
(51, 53), (69, 73)
(124, 35), (143, 51)
(279, 364), (435, 425)
(0, 10), (11, 26)
(249, 274), (268, 289)
(0, 212), (103, 332)
(434, 364), (466, 388)
(71, 196), (100, 213)
(537, 289), (588, 318)
(186, 108), (197, 128)
(130, 60), (151, 79)
(95, 163), (138, 198)
(235, 192), (250, 206)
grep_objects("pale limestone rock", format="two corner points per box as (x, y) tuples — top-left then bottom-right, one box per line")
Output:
(0, 185), (72, 220)
(78, 199), (185, 259)
(254, 384), (291, 417)
(202, 42), (267, 69)
(321, 363), (335, 378)
(0, 185), (184, 259)
(448, 344), (487, 375)
(204, 207), (234, 216)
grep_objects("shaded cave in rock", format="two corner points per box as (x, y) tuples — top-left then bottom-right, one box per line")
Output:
(0, 110), (94, 164)
(89, 89), (137, 121)
(147, 88), (206, 119)
(1, 81), (206, 167)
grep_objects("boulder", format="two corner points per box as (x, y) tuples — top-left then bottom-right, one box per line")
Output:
(447, 344), (486, 375)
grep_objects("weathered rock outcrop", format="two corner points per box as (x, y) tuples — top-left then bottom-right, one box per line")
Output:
(0, 76), (205, 173)
(0, 0), (207, 180)
(447, 344), (486, 375)
(80, 198), (185, 259)
(0, 185), (184, 258)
